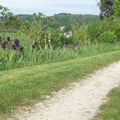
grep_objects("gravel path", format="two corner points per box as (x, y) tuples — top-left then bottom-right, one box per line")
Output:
(10, 61), (120, 120)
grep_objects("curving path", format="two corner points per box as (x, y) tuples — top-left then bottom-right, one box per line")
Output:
(9, 61), (120, 120)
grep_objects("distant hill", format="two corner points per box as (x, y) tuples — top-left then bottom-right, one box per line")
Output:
(15, 13), (98, 30)
(15, 14), (33, 22)
(0, 13), (98, 31)
(53, 13), (98, 23)
(50, 13), (98, 30)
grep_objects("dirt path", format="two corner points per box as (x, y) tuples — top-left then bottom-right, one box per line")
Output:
(10, 61), (120, 120)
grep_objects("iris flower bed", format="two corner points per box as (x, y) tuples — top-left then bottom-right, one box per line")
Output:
(0, 36), (120, 71)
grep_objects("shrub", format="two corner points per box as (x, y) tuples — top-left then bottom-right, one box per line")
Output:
(115, 28), (120, 41)
(98, 31), (117, 43)
(72, 24), (88, 45)
(87, 19), (120, 43)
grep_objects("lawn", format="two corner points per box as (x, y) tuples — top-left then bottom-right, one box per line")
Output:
(0, 50), (120, 119)
(93, 86), (120, 120)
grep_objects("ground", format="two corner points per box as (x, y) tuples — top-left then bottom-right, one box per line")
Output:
(8, 61), (120, 120)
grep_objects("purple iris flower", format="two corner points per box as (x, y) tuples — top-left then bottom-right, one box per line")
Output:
(64, 41), (67, 46)
(14, 39), (20, 47)
(1, 41), (8, 49)
(1, 44), (6, 49)
(32, 44), (36, 49)
(12, 44), (17, 50)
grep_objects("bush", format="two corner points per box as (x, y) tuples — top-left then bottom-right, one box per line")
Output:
(98, 31), (117, 43)
(72, 24), (88, 45)
(87, 19), (120, 43)
(115, 28), (120, 41)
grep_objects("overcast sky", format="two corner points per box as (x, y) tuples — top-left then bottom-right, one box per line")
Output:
(0, 0), (100, 15)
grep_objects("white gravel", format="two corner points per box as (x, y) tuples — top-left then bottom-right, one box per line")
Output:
(9, 61), (120, 120)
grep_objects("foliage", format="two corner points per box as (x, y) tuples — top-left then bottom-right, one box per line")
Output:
(1, 50), (120, 119)
(0, 4), (120, 119)
(14, 13), (98, 31)
(0, 5), (13, 27)
(0, 5), (13, 19)
(99, 0), (120, 18)
(72, 24), (88, 45)
(99, 0), (114, 18)
(87, 18), (120, 43)
(113, 0), (120, 17)
(0, 5), (120, 71)
(98, 31), (116, 43)
(0, 42), (120, 71)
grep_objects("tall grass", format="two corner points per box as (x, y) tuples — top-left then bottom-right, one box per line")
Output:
(0, 43), (120, 71)
(0, 50), (120, 119)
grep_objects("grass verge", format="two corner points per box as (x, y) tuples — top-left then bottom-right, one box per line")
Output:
(1, 43), (120, 71)
(0, 50), (120, 119)
(93, 86), (120, 120)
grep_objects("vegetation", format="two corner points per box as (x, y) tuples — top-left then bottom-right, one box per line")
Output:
(99, 0), (120, 19)
(0, 0), (120, 119)
(0, 50), (120, 119)
(0, 14), (120, 72)
(16, 13), (98, 30)
(0, 42), (120, 71)
(99, 0), (114, 18)
(93, 86), (120, 120)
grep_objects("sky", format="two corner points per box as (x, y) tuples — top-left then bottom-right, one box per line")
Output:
(0, 0), (100, 16)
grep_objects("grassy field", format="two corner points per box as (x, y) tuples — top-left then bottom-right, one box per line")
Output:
(93, 86), (120, 120)
(0, 50), (120, 119)
(0, 43), (120, 71)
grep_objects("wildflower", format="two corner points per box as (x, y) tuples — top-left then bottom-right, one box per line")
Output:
(71, 46), (75, 49)
(76, 42), (80, 46)
(12, 44), (17, 50)
(48, 39), (51, 43)
(60, 26), (65, 31)
(1, 44), (6, 49)
(64, 41), (67, 46)
(1, 41), (8, 49)
(32, 44), (36, 49)
(3, 41), (8, 45)
(14, 39), (20, 47)
(20, 47), (24, 52)
(32, 41), (38, 49)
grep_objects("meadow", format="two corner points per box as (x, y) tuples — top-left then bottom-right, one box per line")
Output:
(1, 2), (120, 119)
(0, 50), (120, 119)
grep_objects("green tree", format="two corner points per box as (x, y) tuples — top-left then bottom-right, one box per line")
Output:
(99, 0), (120, 18)
(113, 0), (120, 18)
(0, 5), (13, 28)
(99, 0), (114, 18)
